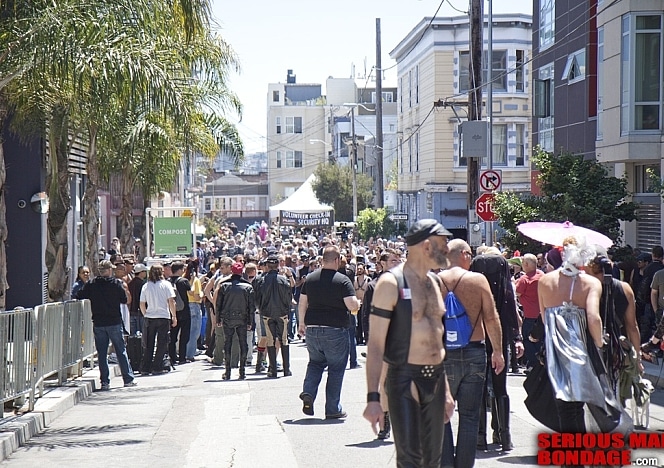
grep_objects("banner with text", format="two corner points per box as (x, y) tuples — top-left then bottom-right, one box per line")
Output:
(280, 210), (334, 227)
(153, 217), (193, 255)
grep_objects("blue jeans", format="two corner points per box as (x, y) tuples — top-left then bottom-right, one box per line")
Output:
(302, 326), (349, 416)
(187, 303), (203, 359)
(129, 315), (144, 336)
(94, 324), (135, 385)
(522, 317), (541, 368)
(442, 343), (487, 468)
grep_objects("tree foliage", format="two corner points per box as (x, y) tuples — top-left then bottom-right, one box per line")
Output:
(311, 163), (373, 222)
(356, 208), (395, 240)
(493, 147), (639, 251)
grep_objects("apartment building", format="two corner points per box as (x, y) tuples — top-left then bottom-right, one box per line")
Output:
(267, 71), (399, 213)
(390, 14), (532, 240)
(532, 0), (664, 249)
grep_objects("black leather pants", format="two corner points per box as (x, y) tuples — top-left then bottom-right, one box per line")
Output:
(385, 362), (447, 468)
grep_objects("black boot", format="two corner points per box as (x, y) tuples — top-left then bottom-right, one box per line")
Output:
(282, 346), (292, 376)
(377, 412), (391, 440)
(255, 350), (265, 373)
(495, 395), (514, 451)
(266, 346), (278, 378)
(238, 364), (246, 380)
(222, 360), (231, 380)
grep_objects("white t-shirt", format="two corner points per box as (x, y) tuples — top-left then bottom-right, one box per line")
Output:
(140, 279), (175, 319)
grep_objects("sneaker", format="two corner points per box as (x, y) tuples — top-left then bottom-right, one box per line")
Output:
(100, 383), (111, 391)
(299, 392), (314, 416)
(124, 381), (138, 388)
(325, 411), (347, 420)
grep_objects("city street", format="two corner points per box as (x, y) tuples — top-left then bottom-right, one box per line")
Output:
(2, 342), (664, 467)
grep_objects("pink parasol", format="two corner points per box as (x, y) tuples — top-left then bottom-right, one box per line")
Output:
(516, 221), (613, 249)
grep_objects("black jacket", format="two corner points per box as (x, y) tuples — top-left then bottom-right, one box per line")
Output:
(77, 275), (127, 327)
(255, 270), (292, 319)
(216, 275), (255, 327)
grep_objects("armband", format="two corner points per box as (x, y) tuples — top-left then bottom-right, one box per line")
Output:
(371, 306), (393, 319)
(367, 392), (381, 403)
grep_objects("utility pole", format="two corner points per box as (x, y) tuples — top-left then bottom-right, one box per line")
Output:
(375, 18), (384, 209)
(351, 106), (358, 222)
(486, 0), (494, 246)
(468, 0), (483, 243)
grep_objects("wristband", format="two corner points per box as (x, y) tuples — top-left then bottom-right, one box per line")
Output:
(367, 392), (380, 403)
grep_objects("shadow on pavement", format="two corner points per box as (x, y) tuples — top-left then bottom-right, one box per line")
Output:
(21, 423), (147, 451)
(346, 439), (394, 448)
(282, 418), (345, 425)
(496, 454), (539, 465)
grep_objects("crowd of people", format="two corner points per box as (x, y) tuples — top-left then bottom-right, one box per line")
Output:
(72, 222), (662, 468)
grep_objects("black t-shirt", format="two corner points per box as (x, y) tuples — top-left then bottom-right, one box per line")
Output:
(77, 276), (127, 327)
(170, 276), (191, 313)
(301, 268), (355, 328)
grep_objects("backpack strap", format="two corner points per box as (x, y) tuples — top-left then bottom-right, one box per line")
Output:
(440, 271), (467, 294)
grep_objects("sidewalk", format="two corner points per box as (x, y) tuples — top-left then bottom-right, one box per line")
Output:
(0, 342), (382, 467)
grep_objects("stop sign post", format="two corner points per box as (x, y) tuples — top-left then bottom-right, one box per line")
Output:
(475, 193), (498, 222)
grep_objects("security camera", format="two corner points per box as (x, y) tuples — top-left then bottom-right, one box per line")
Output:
(30, 192), (49, 214)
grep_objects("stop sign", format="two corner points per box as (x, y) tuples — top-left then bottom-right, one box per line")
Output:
(476, 193), (498, 222)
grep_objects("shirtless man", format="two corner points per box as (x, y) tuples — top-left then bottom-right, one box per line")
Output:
(363, 219), (455, 468)
(440, 239), (504, 468)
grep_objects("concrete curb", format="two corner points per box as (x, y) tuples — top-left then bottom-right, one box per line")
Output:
(0, 365), (119, 463)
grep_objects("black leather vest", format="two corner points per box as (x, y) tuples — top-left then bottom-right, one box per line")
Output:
(384, 266), (412, 366)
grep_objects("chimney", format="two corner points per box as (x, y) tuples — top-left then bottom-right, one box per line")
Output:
(286, 69), (296, 84)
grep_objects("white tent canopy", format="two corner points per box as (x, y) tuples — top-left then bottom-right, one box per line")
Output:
(269, 174), (333, 219)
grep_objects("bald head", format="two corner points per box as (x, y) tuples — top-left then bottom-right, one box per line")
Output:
(447, 239), (472, 268)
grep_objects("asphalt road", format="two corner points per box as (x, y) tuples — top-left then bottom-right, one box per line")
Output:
(2, 342), (664, 467)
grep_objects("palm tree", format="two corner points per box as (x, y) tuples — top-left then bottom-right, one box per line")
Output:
(0, 0), (242, 302)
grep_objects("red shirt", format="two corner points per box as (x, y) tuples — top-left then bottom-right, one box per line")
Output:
(515, 269), (544, 319)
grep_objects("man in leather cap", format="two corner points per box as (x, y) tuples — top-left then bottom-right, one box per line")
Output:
(255, 254), (293, 378)
(215, 262), (255, 380)
(363, 219), (455, 467)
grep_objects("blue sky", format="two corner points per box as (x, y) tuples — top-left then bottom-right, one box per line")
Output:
(211, 0), (533, 154)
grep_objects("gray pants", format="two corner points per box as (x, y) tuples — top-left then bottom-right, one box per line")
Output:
(213, 325), (240, 367)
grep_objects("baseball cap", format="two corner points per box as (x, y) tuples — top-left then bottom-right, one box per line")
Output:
(404, 219), (453, 246)
(507, 257), (523, 269)
(299, 252), (310, 260)
(133, 263), (148, 273)
(231, 262), (244, 275)
(98, 260), (115, 271)
(266, 254), (279, 264)
(637, 253), (652, 263)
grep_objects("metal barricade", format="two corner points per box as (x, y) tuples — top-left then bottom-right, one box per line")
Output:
(0, 300), (96, 413)
(80, 300), (95, 361)
(33, 302), (65, 389)
(0, 308), (36, 407)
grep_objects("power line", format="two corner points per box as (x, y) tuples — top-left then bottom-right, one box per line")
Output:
(439, 0), (622, 103)
(378, 0), (448, 74)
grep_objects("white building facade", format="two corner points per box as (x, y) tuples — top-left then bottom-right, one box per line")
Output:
(390, 14), (532, 239)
